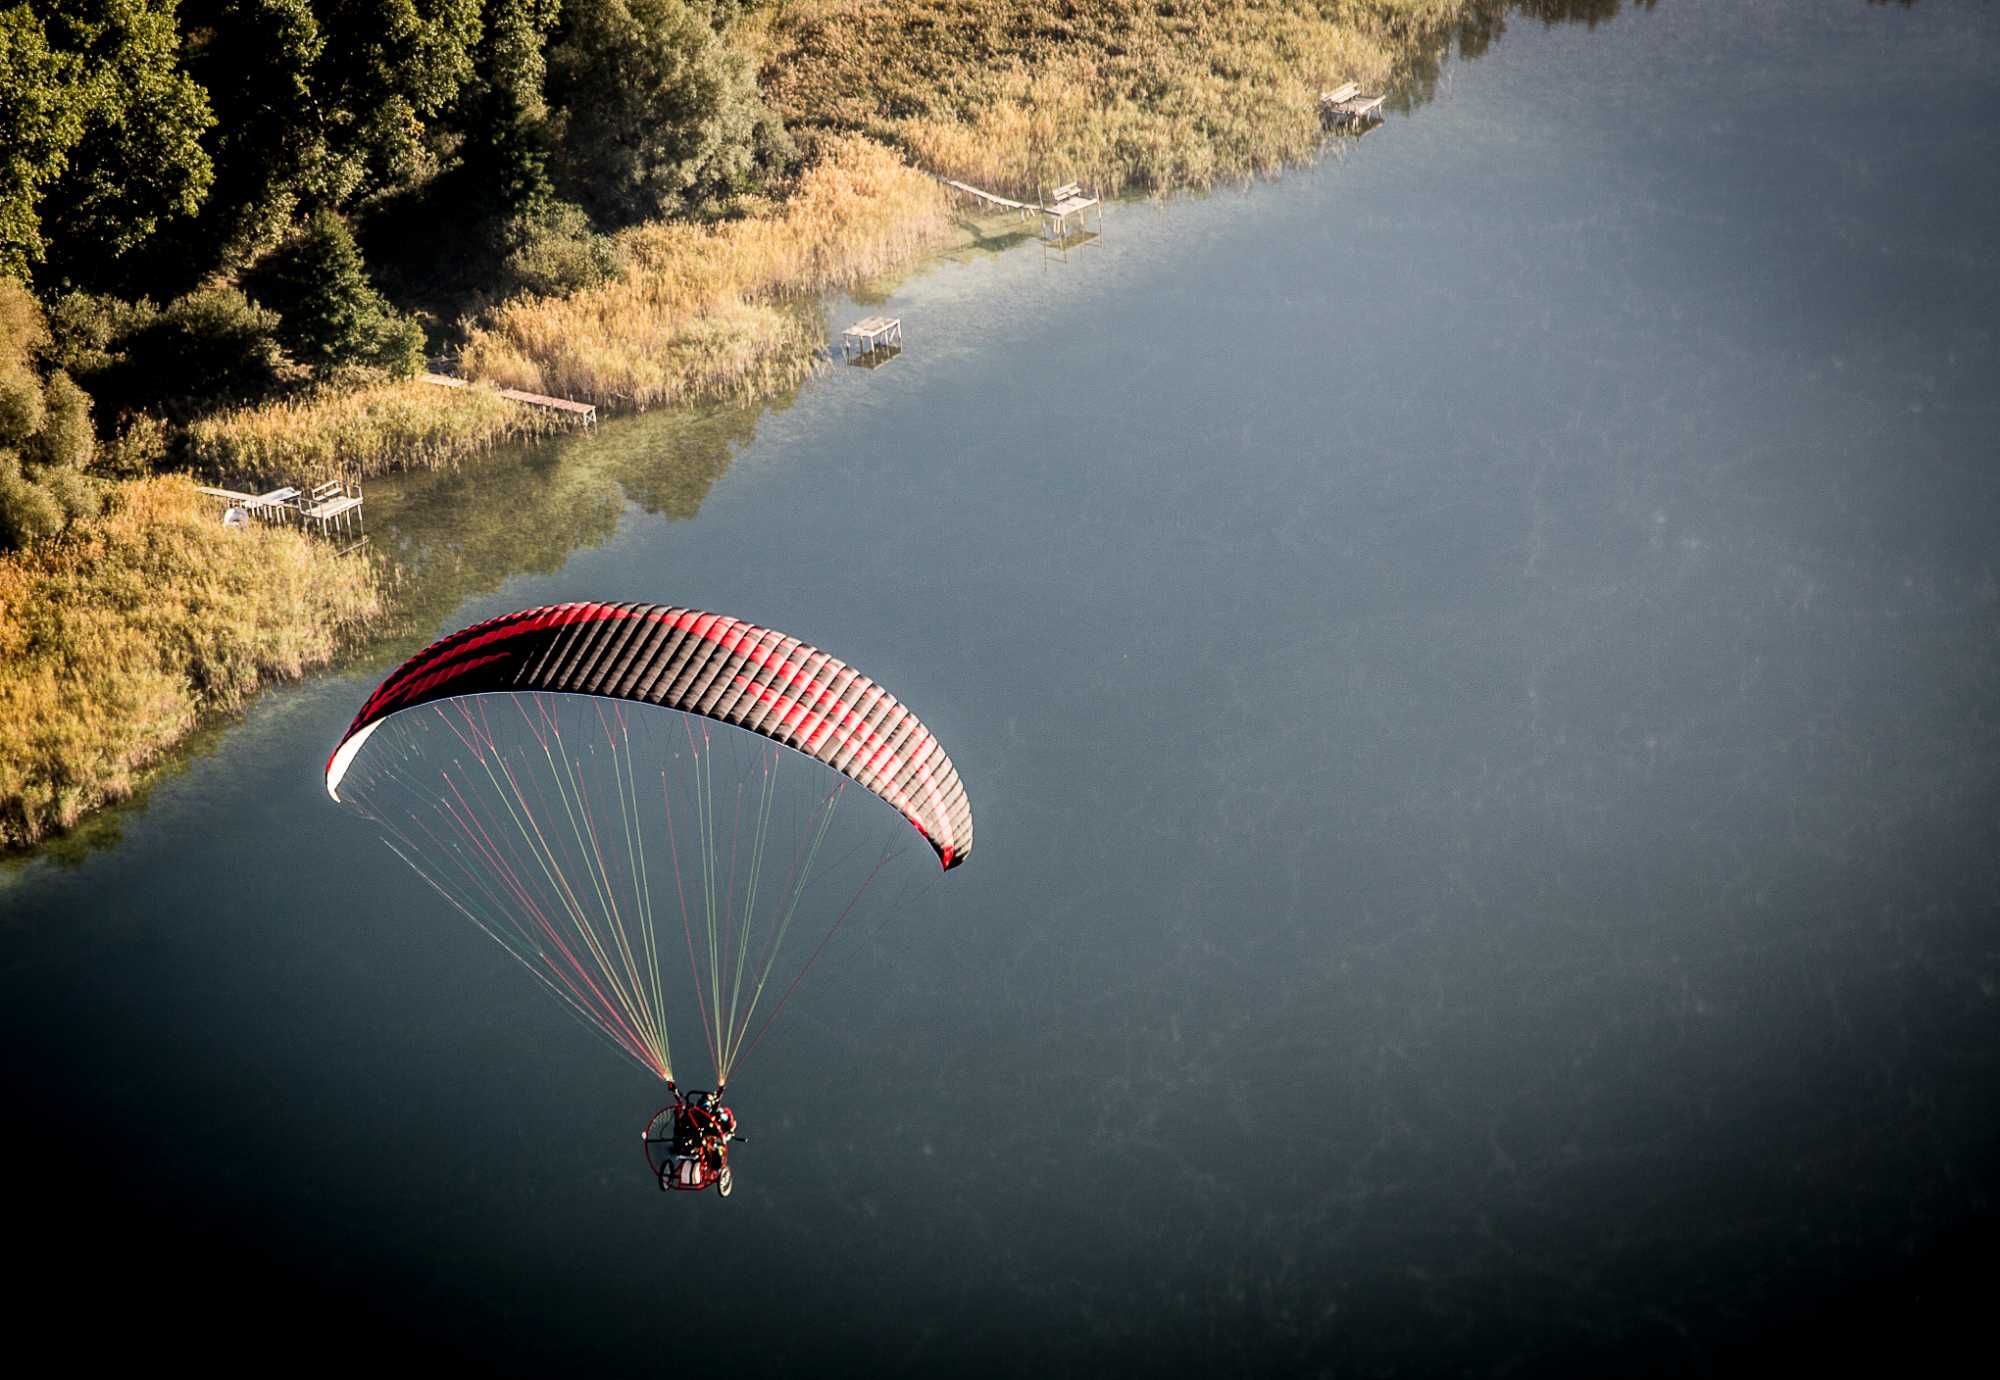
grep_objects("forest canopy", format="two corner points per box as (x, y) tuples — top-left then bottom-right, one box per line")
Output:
(0, 0), (779, 295)
(0, 0), (783, 547)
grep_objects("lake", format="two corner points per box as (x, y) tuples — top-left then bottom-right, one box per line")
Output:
(5, 0), (1996, 1372)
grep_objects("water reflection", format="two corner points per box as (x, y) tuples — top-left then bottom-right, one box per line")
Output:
(332, 395), (773, 652)
(844, 344), (903, 369)
(2, 392), (778, 874)
(1397, 0), (1661, 106)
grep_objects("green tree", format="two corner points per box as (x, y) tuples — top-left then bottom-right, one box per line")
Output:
(176, 0), (480, 276)
(84, 287), (288, 425)
(316, 0), (483, 195)
(546, 0), (790, 228)
(457, 0), (561, 217)
(0, 278), (99, 548)
(252, 210), (422, 376)
(34, 0), (215, 294)
(0, 6), (91, 278)
(177, 0), (334, 269)
(500, 197), (619, 298)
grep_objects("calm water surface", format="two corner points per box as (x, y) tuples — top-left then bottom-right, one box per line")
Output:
(6, 2), (1997, 1373)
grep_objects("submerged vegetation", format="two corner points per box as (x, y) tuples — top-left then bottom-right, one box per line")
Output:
(0, 477), (380, 848)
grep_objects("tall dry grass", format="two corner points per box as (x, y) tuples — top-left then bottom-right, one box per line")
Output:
(185, 378), (566, 487)
(0, 477), (383, 847)
(184, 4), (1476, 471)
(458, 136), (954, 409)
(758, 0), (1468, 200)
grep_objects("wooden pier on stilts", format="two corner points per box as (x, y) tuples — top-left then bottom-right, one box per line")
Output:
(931, 173), (1105, 257)
(1038, 182), (1103, 257)
(297, 478), (364, 541)
(935, 177), (1039, 217)
(418, 372), (597, 426)
(196, 484), (299, 524)
(1319, 82), (1387, 130)
(197, 477), (364, 550)
(840, 315), (903, 367)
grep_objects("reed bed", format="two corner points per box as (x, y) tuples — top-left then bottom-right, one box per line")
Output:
(0, 477), (383, 847)
(458, 136), (954, 410)
(184, 378), (565, 486)
(759, 0), (1466, 200)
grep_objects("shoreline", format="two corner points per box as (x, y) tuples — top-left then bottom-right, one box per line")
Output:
(0, 477), (383, 853)
(2, 0), (1477, 858)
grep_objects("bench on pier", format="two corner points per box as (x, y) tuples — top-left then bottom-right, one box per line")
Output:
(1044, 182), (1098, 218)
(1319, 82), (1387, 129)
(1039, 181), (1103, 255)
(298, 479), (364, 537)
(1034, 180), (1100, 254)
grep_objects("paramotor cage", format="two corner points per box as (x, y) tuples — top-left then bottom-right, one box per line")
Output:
(643, 1104), (733, 1196)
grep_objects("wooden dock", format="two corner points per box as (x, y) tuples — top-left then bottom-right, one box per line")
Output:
(933, 173), (1103, 233)
(840, 316), (903, 365)
(1320, 82), (1387, 129)
(929, 171), (1107, 257)
(935, 176), (1037, 215)
(197, 479), (359, 541)
(195, 484), (300, 522)
(419, 372), (597, 426)
(298, 479), (364, 538)
(1039, 181), (1103, 255)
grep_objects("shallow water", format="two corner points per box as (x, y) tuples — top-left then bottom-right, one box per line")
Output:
(6, 1), (1997, 1372)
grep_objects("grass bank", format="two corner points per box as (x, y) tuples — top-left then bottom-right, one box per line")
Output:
(459, 2), (1469, 418)
(459, 136), (954, 410)
(192, 138), (952, 471)
(0, 477), (382, 849)
(758, 0), (1465, 200)
(184, 377), (567, 488)
(198, 4), (1472, 468)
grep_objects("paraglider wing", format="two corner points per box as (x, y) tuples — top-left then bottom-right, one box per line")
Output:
(325, 601), (972, 868)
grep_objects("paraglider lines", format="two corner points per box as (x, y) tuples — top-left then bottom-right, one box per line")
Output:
(440, 760), (661, 1076)
(731, 841), (894, 1077)
(660, 752), (721, 1078)
(329, 679), (956, 1089)
(426, 698), (671, 1078)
